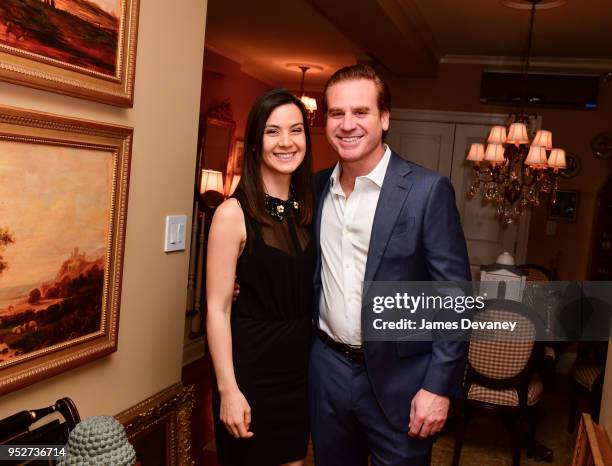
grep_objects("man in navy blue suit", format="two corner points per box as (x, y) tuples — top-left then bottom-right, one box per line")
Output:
(309, 64), (471, 466)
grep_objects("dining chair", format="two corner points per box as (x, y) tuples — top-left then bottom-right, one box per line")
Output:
(452, 299), (548, 466)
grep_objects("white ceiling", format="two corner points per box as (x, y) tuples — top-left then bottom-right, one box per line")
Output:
(204, 0), (612, 86)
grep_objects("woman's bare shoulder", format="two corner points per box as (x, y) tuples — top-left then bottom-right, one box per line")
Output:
(213, 197), (243, 222)
(210, 198), (246, 241)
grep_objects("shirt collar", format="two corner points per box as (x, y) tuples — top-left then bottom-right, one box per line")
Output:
(329, 145), (391, 193)
(364, 145), (391, 188)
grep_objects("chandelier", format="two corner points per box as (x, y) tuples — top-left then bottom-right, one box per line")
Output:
(465, 0), (566, 225)
(290, 64), (318, 125)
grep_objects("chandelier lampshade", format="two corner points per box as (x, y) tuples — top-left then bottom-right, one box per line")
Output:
(487, 126), (508, 144)
(506, 122), (529, 145)
(467, 143), (486, 162)
(525, 145), (548, 168)
(532, 130), (553, 150)
(484, 144), (506, 165)
(547, 148), (567, 171)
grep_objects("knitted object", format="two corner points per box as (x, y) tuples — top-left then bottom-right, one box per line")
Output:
(59, 415), (136, 466)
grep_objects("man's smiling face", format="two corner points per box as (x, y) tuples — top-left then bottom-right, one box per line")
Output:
(325, 78), (389, 167)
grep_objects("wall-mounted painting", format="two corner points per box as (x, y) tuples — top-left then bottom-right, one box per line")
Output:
(0, 0), (139, 106)
(0, 105), (132, 395)
(548, 190), (579, 222)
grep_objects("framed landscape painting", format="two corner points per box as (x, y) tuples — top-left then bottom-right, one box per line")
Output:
(0, 105), (132, 394)
(0, 0), (139, 106)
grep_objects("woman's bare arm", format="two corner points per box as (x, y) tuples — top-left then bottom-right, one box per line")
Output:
(205, 198), (252, 438)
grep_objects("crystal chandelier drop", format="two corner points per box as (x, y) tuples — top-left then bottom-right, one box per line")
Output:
(465, 0), (566, 225)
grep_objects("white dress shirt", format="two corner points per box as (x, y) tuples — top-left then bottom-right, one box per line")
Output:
(318, 146), (391, 346)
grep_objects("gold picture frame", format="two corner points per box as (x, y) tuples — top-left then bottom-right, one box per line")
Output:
(0, 0), (140, 107)
(0, 104), (132, 394)
(116, 383), (196, 466)
(225, 137), (243, 195)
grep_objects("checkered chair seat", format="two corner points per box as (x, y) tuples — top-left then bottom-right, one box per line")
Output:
(468, 309), (536, 380)
(467, 374), (544, 407)
(571, 360), (604, 390)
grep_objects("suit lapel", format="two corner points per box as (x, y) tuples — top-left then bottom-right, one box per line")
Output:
(364, 153), (413, 282)
(313, 166), (334, 287)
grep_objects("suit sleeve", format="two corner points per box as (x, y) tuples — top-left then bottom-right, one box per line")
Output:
(420, 176), (471, 398)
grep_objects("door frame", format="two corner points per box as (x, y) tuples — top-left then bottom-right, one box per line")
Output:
(389, 108), (531, 264)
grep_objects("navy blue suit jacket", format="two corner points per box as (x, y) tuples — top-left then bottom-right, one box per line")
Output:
(313, 151), (471, 431)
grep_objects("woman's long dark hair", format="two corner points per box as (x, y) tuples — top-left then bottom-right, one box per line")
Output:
(235, 89), (313, 225)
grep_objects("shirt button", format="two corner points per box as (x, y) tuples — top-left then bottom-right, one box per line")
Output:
(345, 264), (350, 269)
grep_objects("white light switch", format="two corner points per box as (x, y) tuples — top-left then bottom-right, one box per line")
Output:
(164, 215), (187, 252)
(545, 220), (557, 236)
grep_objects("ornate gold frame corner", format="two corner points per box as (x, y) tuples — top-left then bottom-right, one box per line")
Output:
(116, 383), (196, 466)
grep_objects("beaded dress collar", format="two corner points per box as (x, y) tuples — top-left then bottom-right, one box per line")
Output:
(264, 193), (299, 221)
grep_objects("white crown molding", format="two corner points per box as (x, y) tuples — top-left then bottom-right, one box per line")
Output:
(440, 54), (612, 70)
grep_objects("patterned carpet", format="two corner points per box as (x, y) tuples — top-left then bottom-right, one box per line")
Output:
(430, 377), (575, 465)
(185, 357), (576, 466)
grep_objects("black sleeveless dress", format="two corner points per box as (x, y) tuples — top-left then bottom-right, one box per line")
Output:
(213, 192), (315, 466)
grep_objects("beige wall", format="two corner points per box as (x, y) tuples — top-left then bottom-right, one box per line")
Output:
(384, 63), (612, 280)
(0, 0), (207, 419)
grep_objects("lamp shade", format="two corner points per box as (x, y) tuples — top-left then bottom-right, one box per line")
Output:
(532, 130), (553, 150)
(466, 143), (485, 162)
(200, 169), (224, 194)
(506, 122), (529, 145)
(228, 175), (241, 195)
(525, 145), (548, 167)
(484, 144), (506, 165)
(547, 148), (567, 170)
(487, 126), (507, 144)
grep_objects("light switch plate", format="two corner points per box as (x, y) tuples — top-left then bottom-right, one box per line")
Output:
(164, 215), (187, 252)
(545, 220), (557, 236)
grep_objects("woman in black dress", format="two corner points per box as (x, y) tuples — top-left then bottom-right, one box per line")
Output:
(206, 89), (314, 466)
